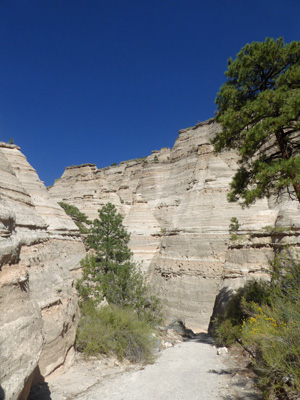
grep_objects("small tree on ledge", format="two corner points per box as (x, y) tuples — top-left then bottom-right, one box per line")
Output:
(58, 202), (91, 234)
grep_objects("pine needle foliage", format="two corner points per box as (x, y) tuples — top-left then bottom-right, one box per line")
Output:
(58, 202), (91, 233)
(75, 203), (162, 363)
(76, 203), (162, 326)
(213, 37), (300, 206)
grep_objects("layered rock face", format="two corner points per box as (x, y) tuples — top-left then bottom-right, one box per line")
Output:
(0, 143), (86, 400)
(49, 119), (300, 330)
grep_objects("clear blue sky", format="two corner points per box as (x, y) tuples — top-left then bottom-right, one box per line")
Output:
(0, 0), (299, 186)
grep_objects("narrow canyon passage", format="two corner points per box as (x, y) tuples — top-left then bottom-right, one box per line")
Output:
(31, 335), (260, 400)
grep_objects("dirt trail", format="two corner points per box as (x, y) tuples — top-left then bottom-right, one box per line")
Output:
(29, 334), (260, 400)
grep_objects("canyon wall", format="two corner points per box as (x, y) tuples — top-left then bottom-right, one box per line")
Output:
(49, 119), (300, 330)
(0, 143), (86, 400)
(3, 119), (300, 399)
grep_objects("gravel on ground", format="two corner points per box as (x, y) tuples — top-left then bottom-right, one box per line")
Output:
(29, 333), (261, 400)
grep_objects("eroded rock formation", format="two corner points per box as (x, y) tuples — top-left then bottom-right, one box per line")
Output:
(49, 119), (300, 330)
(0, 143), (86, 400)
(3, 118), (300, 398)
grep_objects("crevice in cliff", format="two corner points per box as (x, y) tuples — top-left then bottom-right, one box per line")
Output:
(40, 297), (62, 310)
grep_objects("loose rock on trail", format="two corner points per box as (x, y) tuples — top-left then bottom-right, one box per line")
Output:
(29, 334), (260, 400)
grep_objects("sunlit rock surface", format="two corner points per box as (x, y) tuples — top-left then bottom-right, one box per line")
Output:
(0, 143), (86, 400)
(50, 119), (300, 330)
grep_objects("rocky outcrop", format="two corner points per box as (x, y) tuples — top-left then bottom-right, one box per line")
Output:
(0, 143), (86, 400)
(49, 119), (300, 330)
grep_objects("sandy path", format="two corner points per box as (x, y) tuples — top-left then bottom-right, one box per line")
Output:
(75, 337), (227, 400)
(29, 334), (260, 400)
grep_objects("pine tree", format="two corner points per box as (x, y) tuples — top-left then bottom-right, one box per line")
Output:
(76, 203), (161, 324)
(212, 37), (300, 206)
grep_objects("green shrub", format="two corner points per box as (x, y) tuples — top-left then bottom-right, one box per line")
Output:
(76, 302), (156, 363)
(229, 217), (240, 240)
(58, 202), (91, 234)
(213, 257), (300, 399)
(241, 301), (300, 399)
(214, 318), (241, 347)
(213, 279), (271, 346)
(76, 203), (163, 365)
(76, 254), (103, 304)
(76, 203), (162, 326)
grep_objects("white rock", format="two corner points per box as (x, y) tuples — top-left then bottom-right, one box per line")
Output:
(217, 347), (228, 355)
(0, 143), (86, 399)
(49, 120), (300, 331)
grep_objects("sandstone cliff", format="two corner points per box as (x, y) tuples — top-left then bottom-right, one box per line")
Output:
(0, 143), (86, 400)
(49, 119), (300, 330)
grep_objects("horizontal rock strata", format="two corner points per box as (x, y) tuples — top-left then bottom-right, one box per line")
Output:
(49, 119), (300, 330)
(0, 143), (86, 400)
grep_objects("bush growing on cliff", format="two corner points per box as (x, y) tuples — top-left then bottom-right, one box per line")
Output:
(229, 217), (240, 240)
(58, 202), (91, 234)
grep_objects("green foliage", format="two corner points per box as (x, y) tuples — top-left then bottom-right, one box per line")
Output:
(58, 202), (91, 234)
(214, 318), (241, 347)
(229, 217), (240, 240)
(153, 155), (159, 163)
(263, 225), (292, 234)
(229, 217), (240, 233)
(76, 302), (156, 363)
(76, 203), (162, 325)
(86, 202), (131, 267)
(9, 137), (14, 144)
(213, 38), (300, 206)
(213, 279), (271, 346)
(160, 227), (166, 235)
(76, 203), (162, 363)
(241, 299), (300, 399)
(111, 162), (117, 166)
(213, 257), (300, 399)
(76, 254), (102, 303)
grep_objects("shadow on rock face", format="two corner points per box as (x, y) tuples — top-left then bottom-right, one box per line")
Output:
(166, 319), (216, 344)
(166, 319), (197, 338)
(28, 382), (52, 400)
(208, 286), (234, 334)
(27, 367), (52, 400)
(0, 385), (5, 400)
